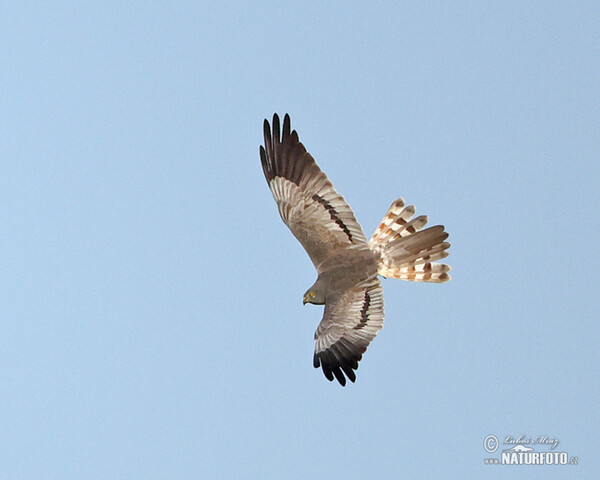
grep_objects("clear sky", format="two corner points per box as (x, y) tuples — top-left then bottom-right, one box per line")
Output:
(1, 2), (598, 479)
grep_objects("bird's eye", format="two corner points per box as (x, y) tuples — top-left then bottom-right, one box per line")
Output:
(309, 291), (315, 297)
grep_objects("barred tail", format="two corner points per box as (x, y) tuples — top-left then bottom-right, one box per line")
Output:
(369, 198), (451, 283)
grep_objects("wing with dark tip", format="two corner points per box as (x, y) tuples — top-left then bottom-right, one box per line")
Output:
(313, 277), (384, 386)
(260, 113), (369, 269)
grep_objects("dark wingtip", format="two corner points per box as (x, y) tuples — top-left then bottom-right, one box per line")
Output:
(265, 113), (291, 141)
(282, 113), (291, 140)
(272, 113), (281, 142)
(340, 363), (356, 383)
(314, 350), (358, 386)
(332, 368), (347, 386)
(322, 364), (334, 382)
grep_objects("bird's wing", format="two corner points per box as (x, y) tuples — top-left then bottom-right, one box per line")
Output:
(260, 114), (369, 269)
(313, 277), (384, 386)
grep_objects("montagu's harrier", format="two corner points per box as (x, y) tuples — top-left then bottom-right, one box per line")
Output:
(260, 114), (451, 386)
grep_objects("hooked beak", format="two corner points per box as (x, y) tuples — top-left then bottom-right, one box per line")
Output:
(303, 295), (308, 305)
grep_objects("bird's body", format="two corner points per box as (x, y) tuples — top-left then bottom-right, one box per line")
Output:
(260, 114), (451, 386)
(317, 248), (378, 290)
(303, 246), (378, 306)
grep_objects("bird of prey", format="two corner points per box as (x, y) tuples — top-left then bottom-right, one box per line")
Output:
(260, 114), (451, 386)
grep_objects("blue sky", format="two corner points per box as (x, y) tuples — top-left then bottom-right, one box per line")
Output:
(1, 2), (598, 478)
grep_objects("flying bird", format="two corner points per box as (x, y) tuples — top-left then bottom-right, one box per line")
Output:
(260, 114), (451, 386)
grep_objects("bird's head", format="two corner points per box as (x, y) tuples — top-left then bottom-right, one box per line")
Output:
(303, 285), (325, 305)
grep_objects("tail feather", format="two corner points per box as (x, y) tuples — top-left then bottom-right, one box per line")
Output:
(386, 241), (450, 268)
(379, 262), (451, 283)
(397, 248), (449, 267)
(370, 199), (417, 244)
(370, 198), (451, 283)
